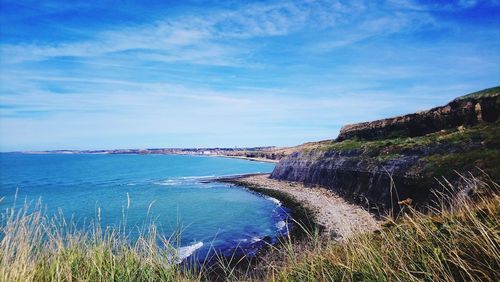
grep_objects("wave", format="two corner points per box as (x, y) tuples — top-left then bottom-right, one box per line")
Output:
(153, 175), (216, 186)
(265, 196), (282, 206)
(236, 236), (262, 244)
(251, 237), (262, 243)
(177, 242), (204, 262)
(179, 175), (215, 180)
(153, 173), (271, 187)
(276, 221), (286, 230)
(153, 179), (182, 186)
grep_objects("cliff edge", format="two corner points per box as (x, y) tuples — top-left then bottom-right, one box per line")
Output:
(271, 87), (500, 212)
(337, 86), (500, 141)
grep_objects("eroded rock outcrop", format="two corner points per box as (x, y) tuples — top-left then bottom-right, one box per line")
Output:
(271, 87), (500, 212)
(337, 87), (500, 141)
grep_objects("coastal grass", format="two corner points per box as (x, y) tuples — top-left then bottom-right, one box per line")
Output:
(256, 175), (500, 282)
(1, 175), (499, 281)
(0, 198), (206, 282)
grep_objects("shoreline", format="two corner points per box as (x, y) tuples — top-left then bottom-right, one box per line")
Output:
(218, 173), (380, 240)
(210, 172), (381, 278)
(218, 173), (321, 240)
(13, 151), (281, 164)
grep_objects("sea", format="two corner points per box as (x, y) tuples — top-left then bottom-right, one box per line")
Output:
(0, 153), (290, 261)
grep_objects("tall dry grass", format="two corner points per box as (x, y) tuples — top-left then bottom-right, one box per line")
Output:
(258, 174), (500, 282)
(0, 174), (498, 281)
(0, 196), (206, 282)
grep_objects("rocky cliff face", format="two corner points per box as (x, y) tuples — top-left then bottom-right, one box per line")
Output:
(337, 87), (500, 141)
(271, 150), (425, 211)
(271, 87), (500, 212)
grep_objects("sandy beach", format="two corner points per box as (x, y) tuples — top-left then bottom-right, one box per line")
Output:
(229, 174), (380, 240)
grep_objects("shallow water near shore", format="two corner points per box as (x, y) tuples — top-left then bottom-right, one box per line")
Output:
(0, 153), (289, 260)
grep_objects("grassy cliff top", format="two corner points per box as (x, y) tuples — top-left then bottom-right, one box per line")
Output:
(456, 86), (500, 100)
(317, 121), (499, 153)
(300, 121), (500, 180)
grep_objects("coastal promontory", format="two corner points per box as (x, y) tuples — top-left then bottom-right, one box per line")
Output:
(270, 86), (500, 212)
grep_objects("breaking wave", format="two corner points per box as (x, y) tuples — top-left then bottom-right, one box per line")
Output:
(177, 242), (204, 262)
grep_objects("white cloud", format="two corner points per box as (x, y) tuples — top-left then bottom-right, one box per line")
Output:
(0, 0), (440, 66)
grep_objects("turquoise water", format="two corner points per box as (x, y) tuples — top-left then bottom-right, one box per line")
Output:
(0, 153), (288, 260)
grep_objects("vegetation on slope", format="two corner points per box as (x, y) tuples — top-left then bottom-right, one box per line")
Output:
(307, 121), (500, 181)
(319, 121), (499, 153)
(456, 86), (500, 100)
(257, 175), (499, 282)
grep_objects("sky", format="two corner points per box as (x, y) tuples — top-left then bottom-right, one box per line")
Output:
(0, 0), (499, 151)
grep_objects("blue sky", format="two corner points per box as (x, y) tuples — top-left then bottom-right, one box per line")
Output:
(0, 0), (499, 151)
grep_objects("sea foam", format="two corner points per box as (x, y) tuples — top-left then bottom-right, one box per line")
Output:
(177, 242), (204, 262)
(276, 221), (286, 230)
(265, 196), (282, 206)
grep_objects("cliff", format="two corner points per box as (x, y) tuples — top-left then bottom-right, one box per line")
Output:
(337, 86), (500, 141)
(271, 87), (500, 212)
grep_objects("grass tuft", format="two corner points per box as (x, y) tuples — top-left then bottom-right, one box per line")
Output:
(257, 175), (500, 282)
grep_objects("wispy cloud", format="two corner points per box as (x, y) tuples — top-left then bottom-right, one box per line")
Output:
(0, 0), (499, 150)
(388, 0), (498, 11)
(0, 0), (440, 66)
